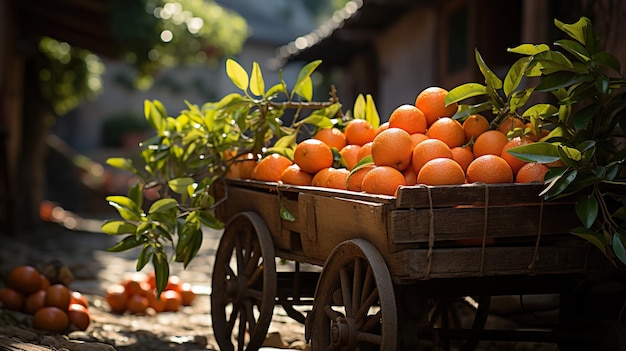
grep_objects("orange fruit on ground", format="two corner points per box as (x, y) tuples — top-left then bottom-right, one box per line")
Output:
(225, 152), (258, 179)
(466, 155), (514, 184)
(126, 294), (150, 314)
(68, 303), (90, 331)
(24, 289), (47, 314)
(451, 146), (474, 173)
(346, 164), (375, 192)
(253, 153), (293, 182)
(410, 133), (429, 149)
(145, 289), (166, 313)
(357, 142), (373, 161)
(165, 275), (183, 293)
(106, 284), (128, 314)
(417, 158), (466, 185)
(415, 86), (458, 126)
(498, 116), (525, 135)
(472, 130), (509, 158)
(344, 119), (376, 146)
(180, 283), (196, 306)
(311, 167), (334, 187)
(314, 127), (347, 150)
(40, 275), (50, 291)
(33, 306), (69, 333)
(462, 114), (490, 143)
(325, 168), (350, 190)
(280, 164), (313, 186)
(501, 136), (533, 175)
(0, 288), (25, 311)
(411, 138), (453, 175)
(426, 117), (465, 148)
(375, 122), (390, 135)
(162, 290), (183, 312)
(70, 291), (89, 309)
(516, 162), (550, 183)
(123, 279), (150, 297)
(294, 139), (334, 174)
(361, 166), (407, 196)
(44, 284), (71, 311)
(371, 128), (413, 171)
(388, 104), (427, 134)
(7, 265), (42, 295)
(339, 144), (362, 171)
(402, 166), (418, 186)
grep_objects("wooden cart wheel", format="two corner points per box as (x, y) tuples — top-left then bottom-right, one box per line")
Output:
(211, 211), (277, 351)
(427, 295), (491, 351)
(308, 239), (397, 351)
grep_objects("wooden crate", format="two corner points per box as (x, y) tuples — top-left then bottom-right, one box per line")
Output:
(213, 179), (613, 282)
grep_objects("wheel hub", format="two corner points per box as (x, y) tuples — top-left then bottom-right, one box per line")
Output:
(330, 317), (357, 349)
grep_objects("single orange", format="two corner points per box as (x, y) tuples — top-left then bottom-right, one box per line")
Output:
(325, 168), (350, 190)
(68, 303), (90, 331)
(466, 155), (514, 184)
(0, 288), (25, 311)
(225, 152), (258, 179)
(516, 162), (550, 183)
(375, 122), (390, 135)
(280, 164), (313, 186)
(498, 116), (525, 135)
(346, 164), (375, 192)
(501, 136), (533, 175)
(294, 139), (334, 174)
(24, 289), (47, 314)
(70, 291), (89, 309)
(357, 142), (373, 161)
(371, 128), (413, 171)
(426, 117), (465, 148)
(44, 284), (71, 311)
(388, 104), (427, 134)
(253, 153), (293, 182)
(162, 290), (183, 312)
(126, 294), (150, 314)
(417, 158), (466, 185)
(411, 138), (453, 175)
(180, 283), (196, 306)
(33, 306), (69, 333)
(402, 166), (418, 186)
(450, 146), (474, 173)
(462, 114), (490, 143)
(8, 265), (42, 295)
(472, 130), (509, 158)
(314, 127), (347, 150)
(415, 86), (458, 127)
(361, 166), (407, 196)
(165, 275), (183, 293)
(339, 144), (362, 171)
(410, 133), (429, 149)
(106, 284), (128, 314)
(344, 119), (376, 146)
(40, 275), (51, 291)
(311, 167), (334, 187)
(145, 289), (166, 313)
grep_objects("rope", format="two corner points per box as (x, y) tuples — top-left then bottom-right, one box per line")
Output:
(423, 186), (435, 278)
(479, 184), (489, 276)
(528, 196), (544, 272)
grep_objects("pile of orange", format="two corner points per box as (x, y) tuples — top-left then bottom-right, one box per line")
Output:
(105, 272), (195, 315)
(0, 265), (91, 333)
(224, 86), (551, 196)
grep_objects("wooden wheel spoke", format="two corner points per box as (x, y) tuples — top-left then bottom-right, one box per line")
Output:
(356, 330), (382, 345)
(244, 246), (261, 277)
(226, 303), (239, 336)
(361, 309), (382, 332)
(247, 263), (263, 287)
(323, 304), (343, 321)
(245, 287), (264, 301)
(339, 267), (352, 316)
(225, 262), (237, 278)
(361, 265), (374, 306)
(238, 308), (247, 351)
(355, 288), (378, 321)
(243, 299), (257, 333)
(352, 258), (364, 314)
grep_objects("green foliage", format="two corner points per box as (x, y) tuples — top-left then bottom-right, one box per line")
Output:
(446, 17), (626, 266)
(102, 60), (355, 294)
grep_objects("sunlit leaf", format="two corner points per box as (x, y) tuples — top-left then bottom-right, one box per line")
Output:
(535, 71), (590, 92)
(149, 198), (178, 214)
(506, 142), (561, 163)
(226, 59), (249, 92)
(250, 62), (265, 96)
(555, 39), (590, 62)
(555, 17), (589, 45)
(294, 77), (313, 101)
(522, 104), (558, 118)
(168, 177), (195, 195)
(280, 205), (296, 222)
(273, 134), (297, 149)
(198, 211), (224, 229)
(145, 100), (166, 133)
(106, 158), (134, 172)
(101, 220), (137, 235)
(576, 193), (598, 228)
(152, 251), (170, 294)
(475, 49), (502, 90)
(365, 94), (380, 129)
(353, 94), (365, 119)
(137, 245), (153, 271)
(541, 169), (578, 199)
(107, 235), (143, 252)
(445, 83), (487, 105)
(504, 57), (531, 97)
(106, 196), (141, 221)
(507, 43), (550, 55)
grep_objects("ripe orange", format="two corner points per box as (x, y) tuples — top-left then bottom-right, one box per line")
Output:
(68, 303), (90, 331)
(426, 117), (465, 148)
(325, 168), (350, 190)
(415, 86), (458, 126)
(411, 138), (453, 175)
(225, 152), (257, 179)
(146, 289), (166, 313)
(126, 294), (149, 314)
(388, 104), (427, 134)
(339, 144), (362, 170)
(44, 284), (71, 311)
(410, 133), (429, 149)
(516, 162), (550, 183)
(70, 291), (88, 308)
(417, 158), (466, 185)
(450, 146), (474, 173)
(472, 130), (509, 158)
(361, 166), (407, 196)
(462, 114), (490, 143)
(162, 290), (183, 312)
(466, 155), (514, 184)
(311, 167), (334, 187)
(165, 275), (183, 293)
(33, 306), (69, 333)
(24, 289), (47, 314)
(498, 116), (525, 135)
(402, 165), (418, 186)
(314, 127), (347, 150)
(375, 121), (390, 135)
(501, 136), (533, 175)
(40, 275), (50, 291)
(253, 153), (293, 182)
(371, 128), (413, 171)
(346, 164), (375, 192)
(8, 265), (42, 295)
(344, 119), (376, 146)
(0, 288), (25, 311)
(357, 142), (373, 161)
(294, 139), (334, 174)
(106, 284), (128, 314)
(180, 283), (196, 306)
(280, 164), (313, 186)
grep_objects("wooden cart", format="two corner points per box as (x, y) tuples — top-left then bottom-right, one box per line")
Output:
(210, 178), (626, 351)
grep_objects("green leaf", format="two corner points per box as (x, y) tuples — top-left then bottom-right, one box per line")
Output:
(128, 183), (143, 211)
(592, 52), (621, 72)
(522, 104), (558, 118)
(541, 169), (578, 199)
(101, 220), (138, 235)
(137, 245), (153, 271)
(168, 177), (195, 195)
(353, 94), (365, 119)
(152, 251), (170, 295)
(555, 39), (590, 62)
(445, 83), (487, 105)
(531, 50), (576, 74)
(365, 94), (380, 129)
(555, 17), (589, 45)
(280, 205), (295, 222)
(226, 59), (249, 92)
(576, 194), (599, 229)
(451, 101), (492, 120)
(571, 227), (608, 257)
(250, 62), (265, 96)
(613, 233), (626, 266)
(106, 158), (134, 172)
(509, 88), (534, 114)
(293, 60), (321, 95)
(144, 100), (166, 133)
(572, 104), (599, 132)
(558, 144), (582, 162)
(504, 57), (531, 97)
(475, 49), (502, 90)
(294, 76), (313, 101)
(149, 198), (178, 214)
(272, 134), (297, 149)
(106, 196), (142, 221)
(507, 43), (550, 55)
(506, 142), (562, 163)
(198, 211), (224, 229)
(107, 235), (143, 252)
(535, 71), (590, 92)
(266, 82), (286, 98)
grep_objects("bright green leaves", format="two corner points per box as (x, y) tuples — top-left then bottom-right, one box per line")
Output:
(352, 94), (380, 129)
(226, 58), (249, 92)
(250, 62), (265, 96)
(292, 60), (321, 101)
